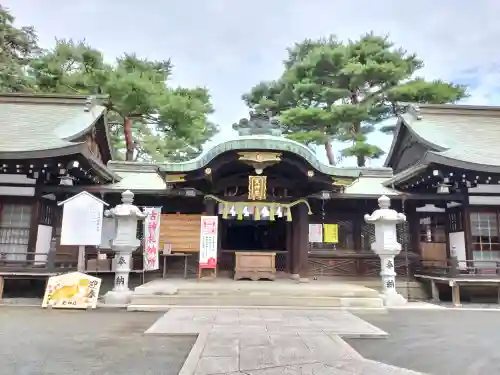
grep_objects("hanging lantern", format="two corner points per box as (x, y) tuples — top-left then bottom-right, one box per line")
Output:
(261, 206), (270, 218)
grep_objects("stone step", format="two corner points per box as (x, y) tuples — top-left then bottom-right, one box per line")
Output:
(128, 294), (384, 309)
(174, 289), (380, 298)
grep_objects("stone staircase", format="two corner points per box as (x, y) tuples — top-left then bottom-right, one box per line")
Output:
(127, 279), (385, 311)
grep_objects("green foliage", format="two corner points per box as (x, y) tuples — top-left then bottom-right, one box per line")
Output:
(25, 40), (218, 161)
(243, 33), (468, 166)
(0, 5), (39, 92)
(0, 6), (218, 162)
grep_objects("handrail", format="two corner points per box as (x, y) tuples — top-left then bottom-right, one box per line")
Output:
(419, 257), (500, 277)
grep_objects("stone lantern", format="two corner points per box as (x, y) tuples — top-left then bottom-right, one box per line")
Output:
(104, 190), (147, 305)
(364, 195), (407, 306)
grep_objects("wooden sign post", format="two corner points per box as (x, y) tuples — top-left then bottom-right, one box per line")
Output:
(58, 191), (109, 272)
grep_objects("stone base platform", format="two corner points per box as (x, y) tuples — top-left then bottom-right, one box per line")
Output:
(127, 278), (385, 311)
(145, 308), (426, 375)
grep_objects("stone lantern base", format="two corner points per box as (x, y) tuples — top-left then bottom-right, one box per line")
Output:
(381, 292), (407, 307)
(104, 289), (134, 305)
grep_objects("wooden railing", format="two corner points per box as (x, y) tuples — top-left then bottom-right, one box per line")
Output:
(307, 252), (419, 277)
(0, 251), (77, 274)
(418, 258), (500, 278)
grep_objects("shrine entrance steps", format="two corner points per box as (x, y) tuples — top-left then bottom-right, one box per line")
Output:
(126, 278), (385, 311)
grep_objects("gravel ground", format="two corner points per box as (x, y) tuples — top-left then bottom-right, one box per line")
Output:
(0, 307), (195, 375)
(348, 310), (500, 375)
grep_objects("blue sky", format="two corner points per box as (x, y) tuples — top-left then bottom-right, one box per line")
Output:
(4, 0), (500, 166)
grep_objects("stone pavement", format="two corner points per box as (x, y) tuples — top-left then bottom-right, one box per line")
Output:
(145, 308), (427, 375)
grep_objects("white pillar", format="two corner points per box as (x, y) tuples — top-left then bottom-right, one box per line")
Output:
(364, 195), (407, 306)
(103, 190), (147, 305)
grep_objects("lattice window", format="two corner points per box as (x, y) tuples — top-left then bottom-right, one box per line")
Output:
(0, 204), (32, 261)
(397, 221), (412, 251)
(419, 215), (446, 243)
(361, 223), (375, 252)
(470, 212), (500, 252)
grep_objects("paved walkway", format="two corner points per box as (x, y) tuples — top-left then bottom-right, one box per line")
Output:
(145, 308), (427, 375)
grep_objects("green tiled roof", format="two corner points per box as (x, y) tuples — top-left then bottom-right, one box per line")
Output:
(0, 93), (106, 159)
(159, 135), (365, 178)
(344, 176), (400, 196)
(103, 161), (396, 196)
(385, 104), (500, 185)
(105, 161), (166, 191)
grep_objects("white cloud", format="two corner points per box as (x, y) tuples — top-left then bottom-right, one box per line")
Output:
(4, 0), (500, 165)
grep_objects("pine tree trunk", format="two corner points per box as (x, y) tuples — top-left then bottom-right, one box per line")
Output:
(351, 91), (365, 167)
(123, 117), (134, 161)
(324, 140), (336, 165)
(356, 155), (364, 167)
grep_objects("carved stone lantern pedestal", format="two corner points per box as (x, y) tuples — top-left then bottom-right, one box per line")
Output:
(364, 195), (407, 307)
(104, 190), (147, 305)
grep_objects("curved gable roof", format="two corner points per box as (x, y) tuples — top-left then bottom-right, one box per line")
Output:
(384, 103), (500, 186)
(159, 134), (367, 178)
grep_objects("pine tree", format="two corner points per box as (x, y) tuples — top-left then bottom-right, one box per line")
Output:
(0, 5), (39, 92)
(243, 33), (468, 166)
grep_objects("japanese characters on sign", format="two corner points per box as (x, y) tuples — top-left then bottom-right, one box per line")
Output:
(41, 272), (101, 309)
(248, 175), (267, 201)
(143, 207), (162, 271)
(323, 224), (339, 244)
(308, 224), (323, 243)
(199, 216), (218, 269)
(59, 191), (107, 246)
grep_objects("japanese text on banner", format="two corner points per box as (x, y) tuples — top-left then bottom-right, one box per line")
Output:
(199, 216), (218, 269)
(323, 224), (339, 244)
(308, 224), (323, 243)
(143, 207), (162, 271)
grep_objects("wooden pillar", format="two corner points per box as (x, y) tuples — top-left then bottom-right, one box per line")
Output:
(204, 199), (217, 215)
(407, 202), (421, 256)
(462, 191), (473, 260)
(27, 190), (41, 260)
(286, 221), (293, 273)
(291, 213), (300, 276)
(353, 201), (362, 252)
(296, 203), (309, 280)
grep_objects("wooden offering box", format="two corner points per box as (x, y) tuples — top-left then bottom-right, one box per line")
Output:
(234, 251), (276, 281)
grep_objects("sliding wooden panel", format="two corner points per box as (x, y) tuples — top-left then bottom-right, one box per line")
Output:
(159, 214), (201, 253)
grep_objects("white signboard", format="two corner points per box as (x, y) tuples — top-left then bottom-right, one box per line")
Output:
(143, 207), (162, 271)
(58, 192), (107, 246)
(199, 216), (218, 269)
(308, 224), (323, 243)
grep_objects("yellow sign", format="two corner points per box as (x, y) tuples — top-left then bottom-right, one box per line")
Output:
(42, 272), (101, 309)
(248, 175), (267, 200)
(323, 224), (339, 243)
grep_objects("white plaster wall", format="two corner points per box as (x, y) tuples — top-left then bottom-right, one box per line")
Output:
(0, 174), (36, 196)
(449, 231), (467, 269)
(35, 224), (52, 265)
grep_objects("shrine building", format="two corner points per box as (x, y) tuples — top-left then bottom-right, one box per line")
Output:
(1, 93), (500, 297)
